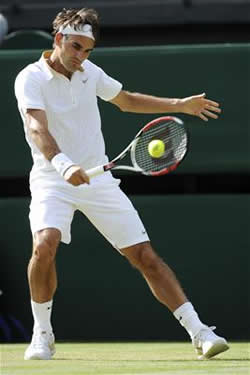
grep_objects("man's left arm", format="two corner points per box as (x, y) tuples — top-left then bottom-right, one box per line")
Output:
(110, 90), (221, 122)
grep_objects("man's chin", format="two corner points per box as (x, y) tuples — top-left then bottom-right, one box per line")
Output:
(77, 66), (84, 72)
(66, 63), (83, 73)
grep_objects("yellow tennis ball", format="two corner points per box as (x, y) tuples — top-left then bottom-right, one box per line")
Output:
(148, 139), (165, 158)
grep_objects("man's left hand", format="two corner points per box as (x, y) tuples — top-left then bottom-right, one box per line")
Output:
(179, 93), (221, 121)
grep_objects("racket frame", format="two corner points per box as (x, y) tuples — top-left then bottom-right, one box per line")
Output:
(131, 116), (185, 176)
(86, 116), (188, 179)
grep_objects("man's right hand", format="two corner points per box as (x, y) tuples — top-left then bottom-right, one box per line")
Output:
(64, 165), (90, 186)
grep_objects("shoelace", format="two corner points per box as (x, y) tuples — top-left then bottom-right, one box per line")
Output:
(194, 326), (216, 347)
(200, 326), (216, 337)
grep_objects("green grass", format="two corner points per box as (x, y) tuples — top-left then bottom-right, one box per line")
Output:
(1, 342), (249, 375)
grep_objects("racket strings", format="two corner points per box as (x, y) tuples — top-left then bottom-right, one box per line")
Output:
(132, 120), (187, 173)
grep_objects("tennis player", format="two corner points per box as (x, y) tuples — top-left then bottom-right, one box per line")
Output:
(15, 7), (229, 361)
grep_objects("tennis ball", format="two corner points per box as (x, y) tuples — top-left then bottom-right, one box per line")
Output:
(148, 139), (165, 158)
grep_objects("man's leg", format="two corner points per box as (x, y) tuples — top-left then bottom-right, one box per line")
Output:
(122, 241), (187, 311)
(25, 228), (60, 360)
(121, 241), (229, 359)
(28, 228), (60, 302)
(75, 177), (229, 359)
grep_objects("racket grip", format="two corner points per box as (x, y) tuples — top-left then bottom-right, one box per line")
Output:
(86, 165), (105, 179)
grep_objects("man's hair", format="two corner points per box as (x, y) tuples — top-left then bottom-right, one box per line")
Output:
(52, 8), (100, 41)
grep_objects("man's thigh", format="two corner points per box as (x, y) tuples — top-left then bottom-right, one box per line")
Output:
(29, 195), (75, 244)
(77, 179), (150, 250)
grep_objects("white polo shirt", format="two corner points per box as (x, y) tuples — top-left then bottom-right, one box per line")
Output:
(14, 51), (122, 180)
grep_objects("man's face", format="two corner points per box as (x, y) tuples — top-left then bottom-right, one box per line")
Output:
(57, 34), (95, 73)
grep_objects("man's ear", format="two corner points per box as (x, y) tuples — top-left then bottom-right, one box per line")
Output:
(54, 32), (64, 47)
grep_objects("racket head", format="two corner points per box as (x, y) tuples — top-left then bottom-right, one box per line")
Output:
(131, 116), (188, 176)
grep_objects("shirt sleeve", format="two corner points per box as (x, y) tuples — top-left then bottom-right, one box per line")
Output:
(14, 69), (46, 112)
(96, 67), (123, 102)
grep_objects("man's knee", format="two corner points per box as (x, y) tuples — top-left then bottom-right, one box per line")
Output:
(32, 228), (61, 263)
(122, 242), (162, 273)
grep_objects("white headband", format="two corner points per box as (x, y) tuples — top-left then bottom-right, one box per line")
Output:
(59, 24), (95, 41)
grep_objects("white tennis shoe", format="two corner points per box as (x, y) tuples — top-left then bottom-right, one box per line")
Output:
(24, 330), (56, 360)
(192, 326), (229, 360)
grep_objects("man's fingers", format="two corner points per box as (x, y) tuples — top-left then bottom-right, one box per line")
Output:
(205, 99), (220, 107)
(199, 113), (208, 121)
(64, 165), (90, 185)
(205, 104), (221, 113)
(202, 109), (218, 119)
(199, 109), (219, 121)
(182, 94), (221, 121)
(73, 171), (89, 185)
(81, 171), (90, 185)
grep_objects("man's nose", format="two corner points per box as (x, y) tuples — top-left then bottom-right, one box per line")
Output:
(76, 50), (87, 61)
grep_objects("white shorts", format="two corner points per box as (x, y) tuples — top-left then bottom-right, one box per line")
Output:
(29, 172), (149, 250)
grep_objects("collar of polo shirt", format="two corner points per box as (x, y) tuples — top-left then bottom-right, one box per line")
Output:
(42, 50), (85, 76)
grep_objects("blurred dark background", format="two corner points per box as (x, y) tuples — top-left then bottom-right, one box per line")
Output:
(0, 0), (249, 343)
(0, 0), (250, 47)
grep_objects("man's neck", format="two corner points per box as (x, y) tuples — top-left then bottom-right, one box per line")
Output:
(47, 51), (73, 80)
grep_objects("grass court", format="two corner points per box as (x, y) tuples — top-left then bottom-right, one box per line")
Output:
(1, 341), (249, 375)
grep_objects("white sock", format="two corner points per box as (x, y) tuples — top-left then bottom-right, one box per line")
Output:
(173, 302), (206, 339)
(31, 300), (53, 333)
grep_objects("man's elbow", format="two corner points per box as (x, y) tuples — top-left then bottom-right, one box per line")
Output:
(111, 90), (135, 113)
(118, 104), (131, 113)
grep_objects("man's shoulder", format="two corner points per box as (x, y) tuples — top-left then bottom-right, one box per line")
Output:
(83, 59), (102, 75)
(15, 60), (47, 85)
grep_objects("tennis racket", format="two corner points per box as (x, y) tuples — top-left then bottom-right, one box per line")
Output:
(86, 116), (188, 179)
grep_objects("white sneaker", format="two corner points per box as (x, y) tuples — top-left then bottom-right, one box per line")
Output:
(24, 330), (56, 360)
(192, 326), (229, 360)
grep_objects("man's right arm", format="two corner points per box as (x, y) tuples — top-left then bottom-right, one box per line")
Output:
(25, 109), (89, 185)
(26, 108), (60, 160)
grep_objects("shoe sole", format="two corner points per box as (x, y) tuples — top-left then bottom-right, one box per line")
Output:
(24, 344), (55, 360)
(199, 340), (229, 360)
(24, 353), (52, 360)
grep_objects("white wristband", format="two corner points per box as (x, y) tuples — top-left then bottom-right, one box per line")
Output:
(51, 153), (75, 177)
